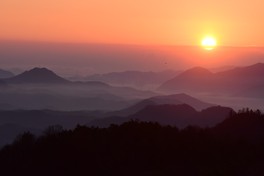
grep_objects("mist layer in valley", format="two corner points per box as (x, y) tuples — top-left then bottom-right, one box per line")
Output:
(1, 42), (264, 147)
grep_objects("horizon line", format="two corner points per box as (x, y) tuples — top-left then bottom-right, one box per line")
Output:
(0, 39), (264, 48)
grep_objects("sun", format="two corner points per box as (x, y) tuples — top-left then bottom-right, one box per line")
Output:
(201, 36), (217, 50)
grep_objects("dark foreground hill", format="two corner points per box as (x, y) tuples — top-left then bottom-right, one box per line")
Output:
(1, 109), (264, 176)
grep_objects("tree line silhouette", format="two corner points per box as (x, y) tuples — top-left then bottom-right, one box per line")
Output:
(1, 109), (264, 176)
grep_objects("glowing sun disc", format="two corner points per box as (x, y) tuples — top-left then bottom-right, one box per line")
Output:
(201, 36), (217, 50)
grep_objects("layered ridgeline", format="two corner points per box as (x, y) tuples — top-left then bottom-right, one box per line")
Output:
(0, 93), (227, 147)
(88, 93), (230, 128)
(0, 104), (232, 147)
(0, 67), (157, 111)
(105, 93), (215, 117)
(159, 63), (264, 97)
(0, 93), (223, 130)
(73, 70), (180, 89)
(88, 104), (232, 128)
(3, 67), (106, 85)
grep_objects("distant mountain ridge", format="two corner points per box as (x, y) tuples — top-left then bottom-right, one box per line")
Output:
(2, 67), (112, 87)
(133, 104), (232, 128)
(89, 93), (225, 128)
(177, 67), (213, 78)
(0, 67), (159, 111)
(4, 67), (69, 84)
(133, 104), (233, 128)
(89, 104), (233, 128)
(73, 70), (181, 88)
(147, 93), (214, 110)
(105, 93), (214, 117)
(159, 63), (264, 97)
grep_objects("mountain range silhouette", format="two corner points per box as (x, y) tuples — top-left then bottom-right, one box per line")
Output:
(108, 93), (214, 117)
(4, 67), (69, 84)
(89, 104), (232, 128)
(159, 63), (264, 97)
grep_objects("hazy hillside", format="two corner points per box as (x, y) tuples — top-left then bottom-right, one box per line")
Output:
(159, 63), (264, 97)
(0, 110), (99, 129)
(5, 67), (69, 84)
(72, 70), (180, 89)
(130, 104), (232, 128)
(0, 100), (219, 147)
(147, 93), (214, 110)
(0, 80), (7, 86)
(108, 93), (214, 117)
(89, 104), (232, 128)
(0, 69), (14, 78)
(0, 67), (158, 111)
(0, 110), (102, 147)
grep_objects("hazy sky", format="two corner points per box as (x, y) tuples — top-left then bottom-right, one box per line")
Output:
(1, 0), (264, 46)
(1, 41), (264, 76)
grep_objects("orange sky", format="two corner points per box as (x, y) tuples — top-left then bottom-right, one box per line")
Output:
(1, 0), (264, 46)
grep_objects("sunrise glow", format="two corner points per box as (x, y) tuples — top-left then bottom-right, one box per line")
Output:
(1, 0), (264, 46)
(201, 36), (217, 50)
